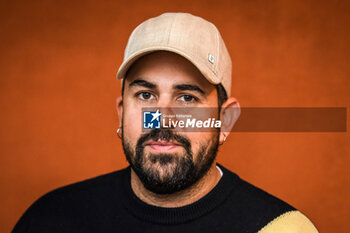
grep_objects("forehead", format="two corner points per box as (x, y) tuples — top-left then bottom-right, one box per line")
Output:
(124, 51), (214, 90)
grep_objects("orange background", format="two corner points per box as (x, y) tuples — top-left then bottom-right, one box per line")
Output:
(1, 0), (349, 232)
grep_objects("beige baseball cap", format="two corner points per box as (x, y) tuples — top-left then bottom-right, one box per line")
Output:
(116, 12), (232, 96)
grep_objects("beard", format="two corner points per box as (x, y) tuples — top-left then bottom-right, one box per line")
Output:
(122, 128), (219, 194)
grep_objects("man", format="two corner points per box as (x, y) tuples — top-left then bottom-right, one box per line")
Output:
(13, 12), (318, 232)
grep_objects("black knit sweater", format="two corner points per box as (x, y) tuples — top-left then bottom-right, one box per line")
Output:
(13, 164), (297, 233)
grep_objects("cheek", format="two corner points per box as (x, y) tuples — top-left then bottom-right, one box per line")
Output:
(122, 105), (142, 142)
(186, 132), (218, 154)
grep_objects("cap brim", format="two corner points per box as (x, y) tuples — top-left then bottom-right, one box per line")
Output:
(116, 47), (221, 85)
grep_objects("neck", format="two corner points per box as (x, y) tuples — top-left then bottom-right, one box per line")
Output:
(130, 162), (221, 208)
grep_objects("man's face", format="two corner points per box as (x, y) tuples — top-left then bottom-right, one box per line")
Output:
(120, 51), (221, 194)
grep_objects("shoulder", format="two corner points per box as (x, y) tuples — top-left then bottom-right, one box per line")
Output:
(219, 164), (295, 215)
(35, 167), (128, 205)
(12, 167), (129, 232)
(218, 164), (318, 232)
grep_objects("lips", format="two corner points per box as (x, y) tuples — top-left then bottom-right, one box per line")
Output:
(145, 140), (183, 152)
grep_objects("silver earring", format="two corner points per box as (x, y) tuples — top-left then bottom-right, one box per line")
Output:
(220, 134), (227, 145)
(116, 127), (122, 139)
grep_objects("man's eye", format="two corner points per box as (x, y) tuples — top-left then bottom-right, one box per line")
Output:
(178, 95), (197, 103)
(137, 92), (155, 100)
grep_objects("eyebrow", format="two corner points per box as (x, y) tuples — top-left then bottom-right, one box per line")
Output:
(129, 79), (157, 89)
(128, 79), (206, 96)
(173, 84), (206, 96)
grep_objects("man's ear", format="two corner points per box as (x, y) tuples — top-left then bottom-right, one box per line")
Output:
(219, 97), (240, 144)
(116, 96), (123, 127)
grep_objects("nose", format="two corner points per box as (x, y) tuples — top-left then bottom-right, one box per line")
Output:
(156, 93), (173, 109)
(151, 94), (173, 129)
(160, 107), (176, 130)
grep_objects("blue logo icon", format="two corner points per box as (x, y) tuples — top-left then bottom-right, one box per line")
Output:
(143, 110), (161, 129)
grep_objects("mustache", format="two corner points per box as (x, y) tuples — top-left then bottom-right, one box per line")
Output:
(136, 129), (192, 156)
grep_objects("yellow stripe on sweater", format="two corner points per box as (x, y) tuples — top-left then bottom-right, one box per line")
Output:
(258, 210), (319, 233)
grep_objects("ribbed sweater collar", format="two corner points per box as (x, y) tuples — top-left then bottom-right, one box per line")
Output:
(120, 163), (239, 224)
